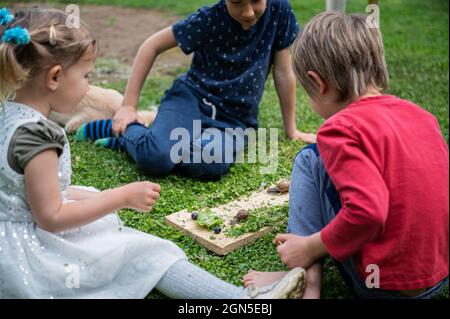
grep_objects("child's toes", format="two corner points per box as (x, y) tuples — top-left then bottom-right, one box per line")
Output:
(243, 272), (255, 280)
(243, 274), (255, 285)
(243, 278), (254, 288)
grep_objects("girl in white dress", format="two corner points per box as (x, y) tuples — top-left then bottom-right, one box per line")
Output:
(0, 7), (306, 299)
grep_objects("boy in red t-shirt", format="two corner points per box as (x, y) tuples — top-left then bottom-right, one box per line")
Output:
(243, 11), (449, 299)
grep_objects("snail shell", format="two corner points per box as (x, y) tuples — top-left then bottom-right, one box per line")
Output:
(235, 209), (250, 221)
(276, 179), (290, 193)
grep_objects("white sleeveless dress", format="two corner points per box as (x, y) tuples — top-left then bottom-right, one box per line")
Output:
(0, 102), (187, 298)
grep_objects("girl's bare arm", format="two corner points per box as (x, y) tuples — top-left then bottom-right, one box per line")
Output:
(24, 149), (160, 233)
(65, 187), (99, 200)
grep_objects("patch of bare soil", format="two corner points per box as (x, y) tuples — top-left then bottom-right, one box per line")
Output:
(12, 3), (192, 74)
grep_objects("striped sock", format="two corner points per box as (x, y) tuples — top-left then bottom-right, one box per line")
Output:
(94, 137), (124, 152)
(75, 119), (114, 142)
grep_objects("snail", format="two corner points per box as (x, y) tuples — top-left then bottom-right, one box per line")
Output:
(276, 179), (290, 193)
(229, 209), (250, 225)
(235, 209), (250, 221)
(267, 179), (290, 195)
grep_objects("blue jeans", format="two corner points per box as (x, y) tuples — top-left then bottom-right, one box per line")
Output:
(118, 80), (248, 180)
(288, 144), (449, 299)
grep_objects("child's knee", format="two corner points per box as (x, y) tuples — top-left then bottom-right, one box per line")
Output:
(199, 163), (230, 180)
(135, 148), (175, 177)
(294, 144), (320, 171)
(179, 162), (231, 180)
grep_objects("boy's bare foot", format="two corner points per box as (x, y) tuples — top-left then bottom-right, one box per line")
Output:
(302, 283), (321, 299)
(302, 264), (321, 299)
(243, 264), (322, 299)
(243, 270), (286, 288)
(244, 268), (306, 299)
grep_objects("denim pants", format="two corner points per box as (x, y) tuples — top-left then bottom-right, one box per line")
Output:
(287, 144), (448, 299)
(118, 80), (248, 180)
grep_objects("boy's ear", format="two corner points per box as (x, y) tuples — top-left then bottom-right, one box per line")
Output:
(307, 71), (327, 95)
(46, 65), (63, 91)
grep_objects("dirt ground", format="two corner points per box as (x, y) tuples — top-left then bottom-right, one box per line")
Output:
(12, 3), (192, 73)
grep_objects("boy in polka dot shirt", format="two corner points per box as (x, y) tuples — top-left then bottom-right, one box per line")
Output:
(78, 0), (316, 180)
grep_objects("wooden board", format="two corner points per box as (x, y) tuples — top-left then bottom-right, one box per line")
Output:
(165, 185), (289, 255)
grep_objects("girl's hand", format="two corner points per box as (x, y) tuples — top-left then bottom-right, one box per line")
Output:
(112, 105), (145, 136)
(121, 181), (161, 212)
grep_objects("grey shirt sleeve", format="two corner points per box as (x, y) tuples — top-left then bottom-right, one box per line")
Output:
(7, 120), (67, 174)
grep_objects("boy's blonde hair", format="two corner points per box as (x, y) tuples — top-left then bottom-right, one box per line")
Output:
(0, 7), (98, 102)
(292, 11), (389, 102)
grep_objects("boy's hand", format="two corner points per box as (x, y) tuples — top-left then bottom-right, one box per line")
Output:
(120, 181), (161, 212)
(274, 232), (327, 269)
(287, 130), (317, 144)
(112, 105), (145, 136)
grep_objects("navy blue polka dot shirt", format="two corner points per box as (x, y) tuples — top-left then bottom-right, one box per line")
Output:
(173, 0), (300, 128)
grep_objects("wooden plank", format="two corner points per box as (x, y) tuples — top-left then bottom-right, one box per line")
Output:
(165, 184), (289, 255)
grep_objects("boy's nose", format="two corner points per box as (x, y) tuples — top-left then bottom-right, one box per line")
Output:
(241, 4), (255, 19)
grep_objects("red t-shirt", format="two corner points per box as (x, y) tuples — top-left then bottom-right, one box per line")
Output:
(318, 95), (449, 290)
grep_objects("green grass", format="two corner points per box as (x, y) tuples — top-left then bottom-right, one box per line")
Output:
(13, 0), (449, 298)
(12, 0), (448, 138)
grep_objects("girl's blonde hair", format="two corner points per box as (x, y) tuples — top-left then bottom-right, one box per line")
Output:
(292, 11), (389, 102)
(0, 7), (98, 102)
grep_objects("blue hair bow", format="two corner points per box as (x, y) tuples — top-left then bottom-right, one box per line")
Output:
(1, 26), (30, 45)
(0, 8), (14, 26)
